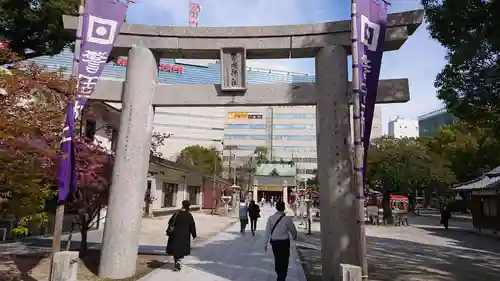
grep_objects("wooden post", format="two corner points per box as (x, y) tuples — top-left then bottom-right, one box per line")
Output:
(49, 2), (84, 281)
(51, 204), (65, 254)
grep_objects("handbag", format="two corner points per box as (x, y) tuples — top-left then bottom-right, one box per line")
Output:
(166, 212), (179, 236)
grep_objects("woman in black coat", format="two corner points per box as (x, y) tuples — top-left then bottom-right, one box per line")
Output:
(248, 200), (261, 236)
(166, 200), (197, 271)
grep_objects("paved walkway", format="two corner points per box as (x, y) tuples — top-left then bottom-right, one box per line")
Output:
(295, 214), (500, 281)
(0, 211), (235, 255)
(139, 206), (307, 281)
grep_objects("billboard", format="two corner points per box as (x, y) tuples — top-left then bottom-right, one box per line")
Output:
(228, 112), (263, 119)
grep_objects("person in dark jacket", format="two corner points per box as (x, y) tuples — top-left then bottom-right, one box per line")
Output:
(441, 206), (451, 231)
(248, 200), (261, 236)
(166, 200), (197, 271)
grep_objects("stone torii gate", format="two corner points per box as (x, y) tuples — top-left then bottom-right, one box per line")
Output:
(64, 9), (423, 281)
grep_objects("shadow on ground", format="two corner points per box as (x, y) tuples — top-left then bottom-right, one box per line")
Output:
(0, 253), (48, 281)
(296, 228), (500, 281)
(183, 229), (278, 280)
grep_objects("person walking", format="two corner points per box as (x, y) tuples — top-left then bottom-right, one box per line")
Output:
(239, 198), (249, 234)
(264, 201), (297, 281)
(165, 200), (197, 271)
(248, 200), (261, 236)
(441, 206), (451, 231)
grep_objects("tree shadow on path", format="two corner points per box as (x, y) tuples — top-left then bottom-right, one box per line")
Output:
(296, 228), (500, 281)
(158, 229), (305, 281)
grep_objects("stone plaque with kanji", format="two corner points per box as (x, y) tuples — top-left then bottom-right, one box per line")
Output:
(220, 47), (247, 91)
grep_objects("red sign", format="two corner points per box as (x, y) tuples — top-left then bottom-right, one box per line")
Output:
(0, 40), (8, 49)
(114, 58), (184, 73)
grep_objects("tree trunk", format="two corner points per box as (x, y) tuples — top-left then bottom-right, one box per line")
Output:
(382, 189), (393, 224)
(79, 215), (89, 256)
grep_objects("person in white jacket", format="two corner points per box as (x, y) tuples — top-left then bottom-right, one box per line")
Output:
(238, 198), (249, 234)
(264, 201), (298, 281)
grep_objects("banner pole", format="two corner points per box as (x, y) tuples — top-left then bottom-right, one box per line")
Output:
(49, 2), (85, 281)
(350, 0), (369, 279)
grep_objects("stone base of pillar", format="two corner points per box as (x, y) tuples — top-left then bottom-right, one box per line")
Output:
(340, 264), (362, 281)
(51, 251), (79, 281)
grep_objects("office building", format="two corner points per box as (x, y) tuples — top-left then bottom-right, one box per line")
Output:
(388, 117), (419, 138)
(348, 105), (383, 143)
(418, 108), (456, 137)
(26, 49), (382, 179)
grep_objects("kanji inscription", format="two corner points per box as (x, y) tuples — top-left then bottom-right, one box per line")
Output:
(220, 47), (247, 91)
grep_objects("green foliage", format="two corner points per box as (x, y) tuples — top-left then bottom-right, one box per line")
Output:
(0, 0), (79, 59)
(366, 121), (500, 199)
(253, 146), (268, 164)
(306, 169), (318, 190)
(423, 0), (500, 137)
(366, 136), (455, 195)
(422, 121), (500, 183)
(177, 145), (223, 175)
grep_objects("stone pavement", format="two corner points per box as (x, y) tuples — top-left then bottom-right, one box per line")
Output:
(417, 210), (472, 221)
(0, 211), (235, 255)
(139, 206), (307, 281)
(295, 214), (500, 281)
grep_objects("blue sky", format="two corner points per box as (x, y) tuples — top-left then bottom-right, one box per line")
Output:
(126, 0), (447, 133)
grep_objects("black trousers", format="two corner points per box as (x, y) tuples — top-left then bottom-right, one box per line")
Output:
(270, 239), (290, 281)
(240, 218), (248, 232)
(250, 218), (258, 232)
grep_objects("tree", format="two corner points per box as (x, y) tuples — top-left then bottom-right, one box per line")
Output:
(0, 0), (79, 59)
(177, 145), (222, 175)
(423, 0), (500, 136)
(422, 121), (500, 183)
(0, 55), (73, 224)
(366, 136), (455, 220)
(306, 169), (318, 191)
(0, 47), (168, 254)
(252, 146), (268, 164)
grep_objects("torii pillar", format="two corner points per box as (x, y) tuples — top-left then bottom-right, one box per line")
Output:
(98, 46), (157, 279)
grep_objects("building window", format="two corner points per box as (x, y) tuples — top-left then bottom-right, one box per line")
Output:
(273, 113), (315, 119)
(225, 124), (266, 129)
(273, 124), (314, 130)
(274, 146), (317, 152)
(155, 111), (225, 119)
(236, 146), (257, 151)
(482, 197), (498, 217)
(162, 182), (178, 208)
(302, 135), (316, 141)
(85, 120), (96, 140)
(154, 123), (221, 131)
(188, 186), (201, 205)
(224, 134), (267, 140)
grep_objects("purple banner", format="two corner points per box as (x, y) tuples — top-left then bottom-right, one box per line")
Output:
(356, 0), (388, 172)
(58, 0), (129, 202)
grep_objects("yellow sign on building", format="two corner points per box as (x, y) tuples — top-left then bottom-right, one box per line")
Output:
(228, 112), (249, 119)
(257, 186), (282, 192)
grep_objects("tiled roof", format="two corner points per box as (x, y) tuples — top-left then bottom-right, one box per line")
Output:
(486, 165), (500, 176)
(255, 163), (297, 176)
(253, 175), (296, 187)
(454, 165), (500, 191)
